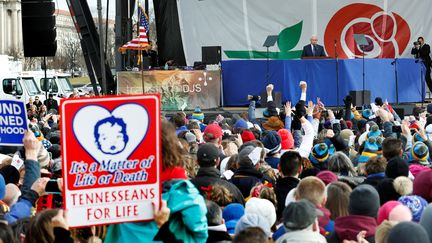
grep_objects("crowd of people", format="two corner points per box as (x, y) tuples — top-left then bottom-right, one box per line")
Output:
(1, 81), (432, 242)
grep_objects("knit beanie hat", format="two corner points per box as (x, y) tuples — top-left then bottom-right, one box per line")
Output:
(191, 106), (204, 121)
(377, 178), (401, 205)
(386, 157), (409, 179)
(387, 222), (429, 243)
(316, 170), (338, 185)
(377, 201), (402, 225)
(409, 164), (431, 178)
(261, 131), (282, 156)
(349, 184), (380, 217)
(241, 130), (256, 143)
(277, 129), (294, 150)
(398, 195), (428, 222)
(310, 143), (330, 165)
(203, 123), (223, 140)
(234, 119), (249, 130)
(413, 170), (432, 202)
(367, 125), (382, 138)
(235, 214), (271, 237)
(358, 137), (379, 163)
(223, 203), (245, 222)
(245, 197), (277, 227)
(409, 142), (429, 165)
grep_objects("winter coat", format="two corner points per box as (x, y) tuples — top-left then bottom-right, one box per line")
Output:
(326, 215), (377, 243)
(191, 167), (245, 205)
(229, 166), (264, 198)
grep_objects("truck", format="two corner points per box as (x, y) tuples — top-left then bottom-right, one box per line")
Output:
(0, 72), (48, 104)
(21, 71), (75, 100)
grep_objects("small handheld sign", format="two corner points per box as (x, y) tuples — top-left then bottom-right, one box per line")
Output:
(0, 100), (28, 146)
(61, 94), (161, 227)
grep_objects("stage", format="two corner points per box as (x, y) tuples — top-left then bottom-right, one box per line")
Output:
(222, 58), (426, 107)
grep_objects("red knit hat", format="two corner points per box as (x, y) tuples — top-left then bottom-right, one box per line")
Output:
(413, 169), (432, 202)
(277, 129), (294, 150)
(316, 170), (338, 185)
(241, 130), (256, 143)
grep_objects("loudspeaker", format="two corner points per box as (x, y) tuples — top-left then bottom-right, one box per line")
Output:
(349, 90), (371, 107)
(202, 46), (221, 65)
(21, 0), (57, 57)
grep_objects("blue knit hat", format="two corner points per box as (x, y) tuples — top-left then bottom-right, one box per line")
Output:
(261, 131), (282, 156)
(367, 125), (382, 138)
(233, 119), (249, 130)
(358, 137), (379, 163)
(0, 174), (5, 199)
(310, 143), (330, 165)
(399, 195), (428, 222)
(223, 203), (245, 222)
(409, 142), (429, 165)
(191, 106), (204, 121)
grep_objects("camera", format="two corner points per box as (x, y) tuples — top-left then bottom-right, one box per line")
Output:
(414, 41), (420, 46)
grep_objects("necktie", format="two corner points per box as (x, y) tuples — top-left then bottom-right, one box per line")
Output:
(312, 45), (316, 56)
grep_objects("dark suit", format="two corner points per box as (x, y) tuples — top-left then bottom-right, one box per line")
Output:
(301, 44), (326, 57)
(412, 44), (432, 91)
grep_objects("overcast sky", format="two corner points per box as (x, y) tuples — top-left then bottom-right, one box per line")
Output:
(56, 0), (124, 19)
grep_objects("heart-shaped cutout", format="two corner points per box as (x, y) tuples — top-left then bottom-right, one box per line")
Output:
(73, 103), (149, 169)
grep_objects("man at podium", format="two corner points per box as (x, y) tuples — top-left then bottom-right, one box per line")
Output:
(301, 35), (326, 57)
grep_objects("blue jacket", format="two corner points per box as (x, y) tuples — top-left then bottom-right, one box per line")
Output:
(105, 179), (208, 243)
(5, 159), (40, 224)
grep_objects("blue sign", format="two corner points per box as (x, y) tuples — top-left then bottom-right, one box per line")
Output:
(0, 100), (28, 146)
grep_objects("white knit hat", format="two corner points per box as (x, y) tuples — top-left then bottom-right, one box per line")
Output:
(245, 197), (276, 227)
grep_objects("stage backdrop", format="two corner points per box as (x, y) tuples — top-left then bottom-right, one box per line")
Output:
(176, 0), (432, 65)
(117, 70), (221, 110)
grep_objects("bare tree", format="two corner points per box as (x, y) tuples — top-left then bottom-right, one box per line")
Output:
(63, 38), (81, 73)
(23, 57), (39, 71)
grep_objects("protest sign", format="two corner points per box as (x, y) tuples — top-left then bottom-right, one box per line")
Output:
(0, 99), (28, 146)
(61, 94), (161, 227)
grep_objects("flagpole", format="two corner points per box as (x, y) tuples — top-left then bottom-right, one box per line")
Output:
(140, 47), (145, 94)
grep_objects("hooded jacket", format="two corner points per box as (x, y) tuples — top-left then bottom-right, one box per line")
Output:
(326, 215), (377, 243)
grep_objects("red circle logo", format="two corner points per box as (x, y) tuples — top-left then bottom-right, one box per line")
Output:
(324, 3), (411, 59)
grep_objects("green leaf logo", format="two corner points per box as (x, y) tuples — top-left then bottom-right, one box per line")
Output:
(277, 21), (303, 52)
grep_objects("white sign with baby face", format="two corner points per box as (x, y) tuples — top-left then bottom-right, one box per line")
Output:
(61, 95), (161, 227)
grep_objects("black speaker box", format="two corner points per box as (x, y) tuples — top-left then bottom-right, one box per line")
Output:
(22, 1), (57, 57)
(202, 46), (221, 65)
(349, 90), (371, 107)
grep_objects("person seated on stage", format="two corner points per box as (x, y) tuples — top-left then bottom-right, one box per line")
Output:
(301, 35), (326, 58)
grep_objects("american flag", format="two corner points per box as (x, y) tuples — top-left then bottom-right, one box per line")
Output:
(119, 5), (149, 53)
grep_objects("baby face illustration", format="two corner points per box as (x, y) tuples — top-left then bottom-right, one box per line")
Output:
(94, 116), (129, 155)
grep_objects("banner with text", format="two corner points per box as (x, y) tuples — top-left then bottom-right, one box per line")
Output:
(117, 70), (220, 110)
(0, 100), (28, 146)
(177, 0), (432, 65)
(61, 95), (161, 227)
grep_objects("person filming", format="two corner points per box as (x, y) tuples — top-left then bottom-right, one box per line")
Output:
(411, 37), (432, 92)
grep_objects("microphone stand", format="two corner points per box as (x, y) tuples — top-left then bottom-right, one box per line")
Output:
(391, 58), (399, 104)
(361, 45), (365, 105)
(334, 40), (340, 110)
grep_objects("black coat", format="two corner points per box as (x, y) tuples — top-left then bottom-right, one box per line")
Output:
(274, 176), (300, 220)
(229, 166), (264, 198)
(191, 167), (245, 205)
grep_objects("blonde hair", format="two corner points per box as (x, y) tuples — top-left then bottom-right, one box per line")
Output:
(375, 220), (397, 243)
(296, 176), (326, 206)
(205, 184), (233, 207)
